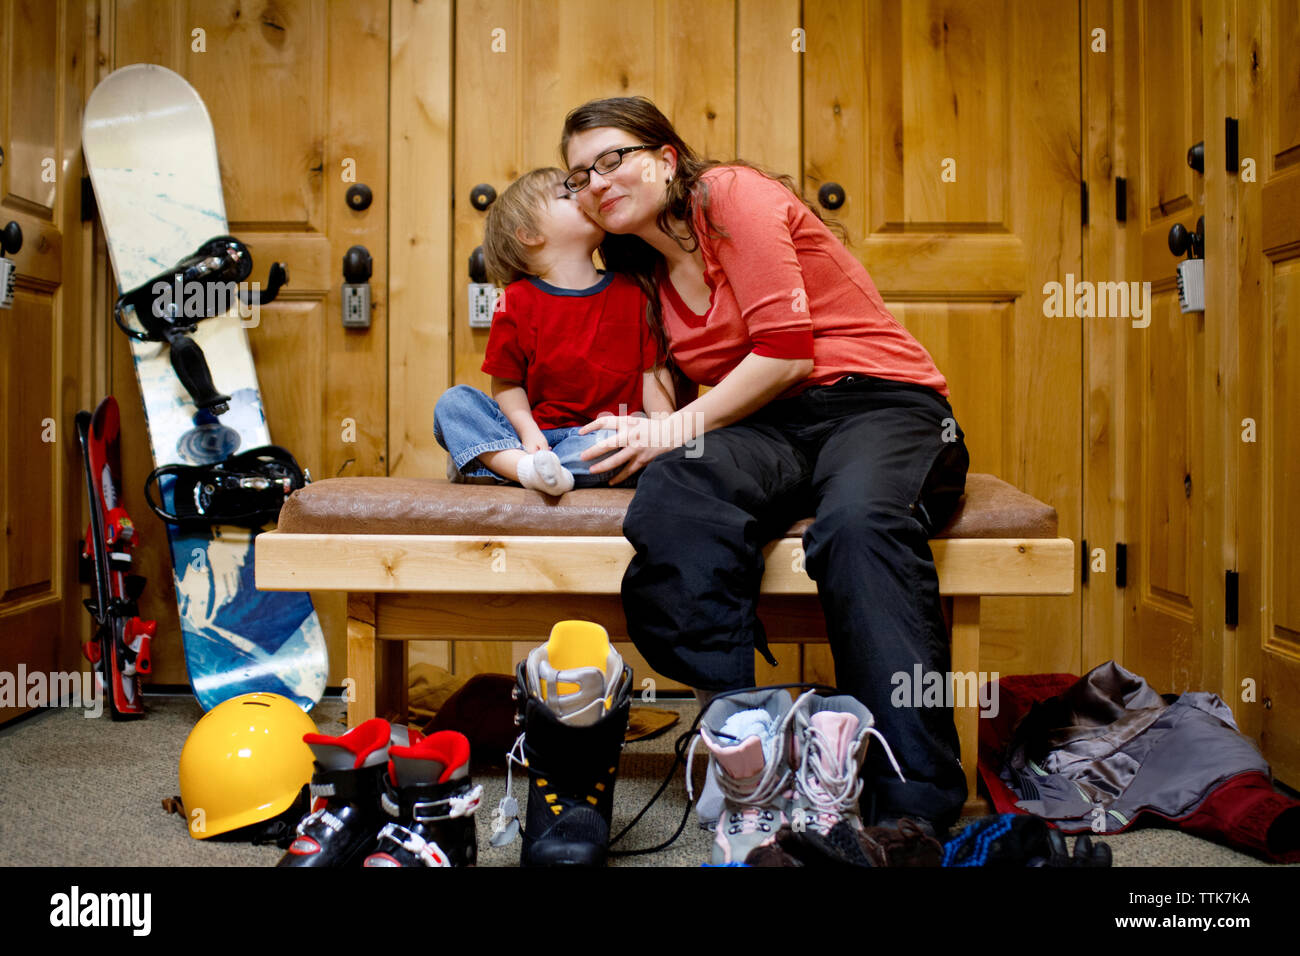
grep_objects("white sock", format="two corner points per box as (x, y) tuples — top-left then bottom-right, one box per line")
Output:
(515, 449), (574, 495)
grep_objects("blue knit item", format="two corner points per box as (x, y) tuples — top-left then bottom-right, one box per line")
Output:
(942, 814), (1016, 867)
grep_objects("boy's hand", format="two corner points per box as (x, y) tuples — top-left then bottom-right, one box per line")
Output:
(522, 434), (549, 453)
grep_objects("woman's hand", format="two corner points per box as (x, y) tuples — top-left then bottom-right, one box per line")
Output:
(578, 413), (682, 485)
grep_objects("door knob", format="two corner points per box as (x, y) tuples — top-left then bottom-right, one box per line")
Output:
(1169, 219), (1205, 314)
(346, 184), (373, 211)
(1, 220), (20, 255)
(342, 245), (372, 329)
(468, 246), (487, 284)
(1187, 142), (1204, 174)
(1168, 218), (1204, 260)
(470, 184), (497, 211)
(817, 182), (846, 210)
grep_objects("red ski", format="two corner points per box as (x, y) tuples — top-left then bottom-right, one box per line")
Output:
(75, 396), (156, 719)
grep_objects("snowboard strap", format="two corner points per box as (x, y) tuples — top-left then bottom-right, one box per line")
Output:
(144, 445), (310, 528)
(112, 235), (288, 415)
(114, 236), (254, 339)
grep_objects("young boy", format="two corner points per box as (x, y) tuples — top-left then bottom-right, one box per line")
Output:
(435, 167), (673, 494)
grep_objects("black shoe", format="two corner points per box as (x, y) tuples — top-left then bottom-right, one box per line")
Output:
(278, 718), (395, 867)
(362, 730), (481, 867)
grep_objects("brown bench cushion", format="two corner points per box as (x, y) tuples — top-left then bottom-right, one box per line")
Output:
(277, 473), (1056, 539)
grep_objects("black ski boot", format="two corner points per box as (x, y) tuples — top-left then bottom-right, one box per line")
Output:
(278, 718), (400, 867)
(363, 730), (482, 867)
(513, 621), (633, 867)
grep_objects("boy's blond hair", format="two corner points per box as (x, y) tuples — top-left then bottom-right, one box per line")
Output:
(482, 167), (566, 286)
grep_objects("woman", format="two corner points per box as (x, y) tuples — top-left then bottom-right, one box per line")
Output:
(562, 97), (970, 835)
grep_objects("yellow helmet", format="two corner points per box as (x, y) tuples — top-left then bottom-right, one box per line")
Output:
(179, 692), (317, 840)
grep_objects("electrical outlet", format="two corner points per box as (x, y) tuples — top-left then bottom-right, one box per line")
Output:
(342, 283), (370, 328)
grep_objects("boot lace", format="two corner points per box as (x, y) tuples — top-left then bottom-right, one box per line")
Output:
(794, 723), (907, 834)
(684, 712), (795, 833)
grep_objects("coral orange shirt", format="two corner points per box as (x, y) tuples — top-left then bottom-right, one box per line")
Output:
(657, 165), (949, 399)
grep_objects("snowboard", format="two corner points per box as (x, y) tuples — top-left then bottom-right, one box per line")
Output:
(75, 396), (155, 719)
(82, 63), (327, 712)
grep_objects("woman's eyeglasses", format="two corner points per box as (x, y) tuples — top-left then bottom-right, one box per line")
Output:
(564, 144), (663, 193)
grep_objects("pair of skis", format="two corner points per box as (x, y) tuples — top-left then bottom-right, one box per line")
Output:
(75, 398), (154, 719)
(74, 394), (310, 719)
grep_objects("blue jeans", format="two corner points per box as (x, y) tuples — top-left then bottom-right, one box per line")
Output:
(433, 385), (628, 488)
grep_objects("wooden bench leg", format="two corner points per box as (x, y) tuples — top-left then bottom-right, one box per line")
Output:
(346, 593), (407, 726)
(949, 595), (988, 816)
(347, 593), (378, 727)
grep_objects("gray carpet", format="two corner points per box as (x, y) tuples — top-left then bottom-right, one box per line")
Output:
(0, 694), (1292, 867)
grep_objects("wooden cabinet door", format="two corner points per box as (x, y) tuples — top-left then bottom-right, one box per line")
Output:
(0, 0), (89, 723)
(801, 0), (1083, 683)
(442, 0), (804, 689)
(439, 1), (1086, 689)
(106, 0), (390, 686)
(1119, 0), (1209, 694)
(1235, 0), (1300, 786)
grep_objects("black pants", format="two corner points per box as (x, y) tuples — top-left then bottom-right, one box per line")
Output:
(621, 375), (970, 827)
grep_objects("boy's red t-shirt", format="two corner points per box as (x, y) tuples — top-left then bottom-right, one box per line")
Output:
(481, 272), (660, 429)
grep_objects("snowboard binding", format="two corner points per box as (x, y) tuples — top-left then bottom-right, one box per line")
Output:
(143, 444), (309, 529)
(113, 235), (288, 415)
(76, 400), (156, 720)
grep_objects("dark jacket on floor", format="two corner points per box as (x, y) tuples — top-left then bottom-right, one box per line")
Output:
(978, 661), (1300, 864)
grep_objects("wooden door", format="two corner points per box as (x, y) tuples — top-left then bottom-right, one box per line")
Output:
(1235, 0), (1300, 785)
(439, 0), (805, 689)
(1119, 0), (1209, 695)
(105, 0), (390, 687)
(801, 0), (1083, 683)
(0, 0), (91, 723)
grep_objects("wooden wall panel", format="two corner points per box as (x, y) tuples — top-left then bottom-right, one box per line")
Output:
(109, 0), (389, 687)
(805, 0), (1081, 682)
(446, 0), (742, 683)
(1, 290), (56, 600)
(5, 0), (58, 213)
(1235, 0), (1300, 785)
(736, 0), (801, 177)
(1082, 0), (1129, 671)
(1, 0), (90, 724)
(1270, 263), (1300, 652)
(1141, 0), (1201, 220)
(388, 0), (453, 678)
(1120, 0), (1208, 696)
(1274, 1), (1300, 170)
(389, 0), (453, 480)
(897, 0), (1008, 227)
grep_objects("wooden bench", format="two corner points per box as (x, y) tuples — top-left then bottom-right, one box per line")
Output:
(255, 474), (1072, 812)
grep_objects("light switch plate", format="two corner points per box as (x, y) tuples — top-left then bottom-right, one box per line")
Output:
(1176, 259), (1205, 313)
(468, 282), (496, 329)
(0, 258), (14, 309)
